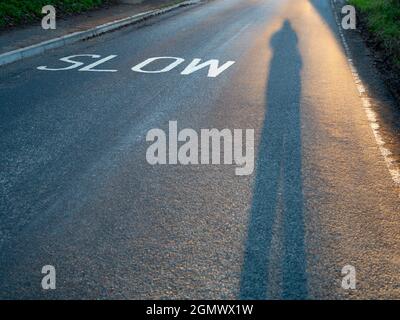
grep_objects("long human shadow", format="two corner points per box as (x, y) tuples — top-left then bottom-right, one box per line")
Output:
(239, 20), (307, 299)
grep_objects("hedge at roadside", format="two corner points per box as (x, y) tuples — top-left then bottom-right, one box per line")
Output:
(0, 0), (112, 28)
(350, 0), (400, 67)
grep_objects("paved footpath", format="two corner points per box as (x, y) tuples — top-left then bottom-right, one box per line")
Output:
(0, 0), (184, 55)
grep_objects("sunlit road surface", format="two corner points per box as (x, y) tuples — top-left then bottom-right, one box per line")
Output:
(1, 0), (400, 299)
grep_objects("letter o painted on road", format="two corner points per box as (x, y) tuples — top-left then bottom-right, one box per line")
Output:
(131, 57), (185, 73)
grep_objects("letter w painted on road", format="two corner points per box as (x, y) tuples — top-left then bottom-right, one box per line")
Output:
(181, 59), (236, 78)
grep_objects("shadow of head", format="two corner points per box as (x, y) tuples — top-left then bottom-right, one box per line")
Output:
(271, 20), (299, 47)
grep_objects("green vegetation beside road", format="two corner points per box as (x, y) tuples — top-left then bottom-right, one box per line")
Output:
(350, 0), (400, 67)
(0, 0), (112, 28)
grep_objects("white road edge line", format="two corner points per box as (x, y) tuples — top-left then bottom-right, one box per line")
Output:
(0, 0), (201, 67)
(330, 0), (400, 191)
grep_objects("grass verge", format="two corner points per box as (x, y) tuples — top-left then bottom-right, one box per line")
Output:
(349, 0), (400, 67)
(0, 0), (114, 28)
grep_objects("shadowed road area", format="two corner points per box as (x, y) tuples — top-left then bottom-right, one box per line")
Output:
(1, 0), (400, 299)
(240, 20), (306, 299)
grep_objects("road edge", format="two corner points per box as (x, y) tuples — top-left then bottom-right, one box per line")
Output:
(329, 0), (400, 191)
(0, 0), (201, 67)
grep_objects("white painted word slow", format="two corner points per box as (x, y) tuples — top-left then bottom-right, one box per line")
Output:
(38, 54), (235, 78)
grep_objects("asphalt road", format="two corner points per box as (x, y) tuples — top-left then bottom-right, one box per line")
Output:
(1, 0), (400, 299)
